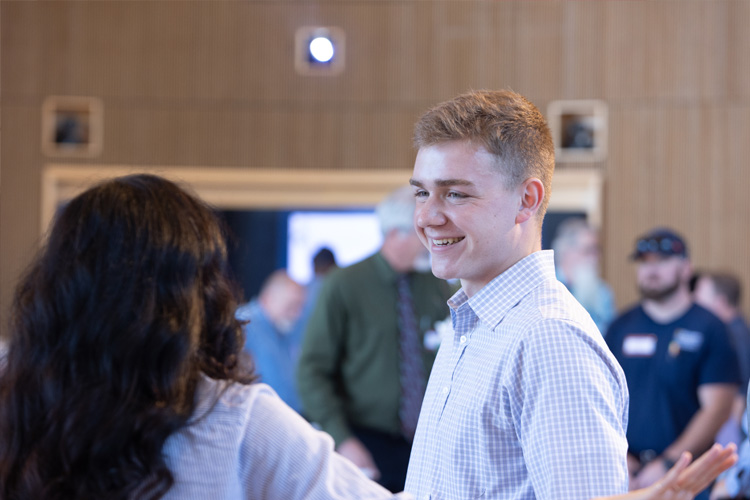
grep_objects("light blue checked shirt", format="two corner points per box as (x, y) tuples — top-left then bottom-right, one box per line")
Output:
(405, 251), (629, 500)
(162, 375), (409, 499)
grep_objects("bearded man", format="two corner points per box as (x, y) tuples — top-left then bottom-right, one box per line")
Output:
(606, 228), (740, 500)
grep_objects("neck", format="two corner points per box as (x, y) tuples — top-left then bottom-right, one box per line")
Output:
(642, 288), (693, 324)
(380, 240), (412, 273)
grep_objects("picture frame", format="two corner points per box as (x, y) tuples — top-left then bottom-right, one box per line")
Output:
(42, 96), (103, 158)
(547, 99), (608, 163)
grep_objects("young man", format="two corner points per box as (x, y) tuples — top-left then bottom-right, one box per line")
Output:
(404, 90), (630, 499)
(606, 229), (739, 500)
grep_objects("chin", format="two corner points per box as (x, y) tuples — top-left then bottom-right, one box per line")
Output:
(430, 265), (456, 281)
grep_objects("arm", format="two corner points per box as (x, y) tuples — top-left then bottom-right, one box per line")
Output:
(520, 322), (629, 499)
(663, 384), (736, 459)
(241, 385), (403, 499)
(597, 444), (737, 500)
(634, 384), (736, 488)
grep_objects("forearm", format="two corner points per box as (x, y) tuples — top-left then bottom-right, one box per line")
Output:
(662, 402), (732, 460)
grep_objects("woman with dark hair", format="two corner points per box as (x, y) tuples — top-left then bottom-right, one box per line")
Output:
(0, 174), (736, 500)
(0, 174), (399, 500)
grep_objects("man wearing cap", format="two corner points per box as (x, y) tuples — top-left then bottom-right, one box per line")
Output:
(606, 228), (739, 499)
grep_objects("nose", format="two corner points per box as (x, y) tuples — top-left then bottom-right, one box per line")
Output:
(414, 196), (446, 229)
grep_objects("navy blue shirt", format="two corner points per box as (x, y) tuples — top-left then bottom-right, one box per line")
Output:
(606, 304), (740, 456)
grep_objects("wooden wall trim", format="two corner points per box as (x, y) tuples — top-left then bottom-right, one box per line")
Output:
(41, 164), (603, 235)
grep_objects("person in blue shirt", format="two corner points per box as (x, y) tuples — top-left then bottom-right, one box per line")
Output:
(607, 228), (740, 499)
(237, 269), (307, 413)
(695, 271), (750, 445)
(552, 217), (616, 334)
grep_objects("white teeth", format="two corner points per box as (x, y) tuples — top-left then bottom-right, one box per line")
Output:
(433, 237), (464, 246)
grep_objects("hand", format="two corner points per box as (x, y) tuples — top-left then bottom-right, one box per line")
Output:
(641, 444), (738, 500)
(335, 437), (381, 481)
(594, 444), (737, 500)
(634, 459), (670, 489)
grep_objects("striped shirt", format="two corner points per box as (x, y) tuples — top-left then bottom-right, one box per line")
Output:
(405, 250), (629, 500)
(162, 376), (410, 499)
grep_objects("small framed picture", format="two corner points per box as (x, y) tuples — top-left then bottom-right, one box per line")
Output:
(42, 96), (103, 157)
(547, 100), (607, 163)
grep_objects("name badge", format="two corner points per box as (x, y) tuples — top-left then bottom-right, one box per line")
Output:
(622, 334), (658, 357)
(674, 329), (704, 352)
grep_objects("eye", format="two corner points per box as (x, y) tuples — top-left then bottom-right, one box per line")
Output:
(446, 191), (467, 199)
(413, 189), (428, 199)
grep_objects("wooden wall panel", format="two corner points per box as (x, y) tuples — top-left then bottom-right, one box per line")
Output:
(0, 105), (44, 313)
(728, 2), (750, 99)
(5, 1), (750, 329)
(560, 2), (607, 98)
(514, 3), (564, 99)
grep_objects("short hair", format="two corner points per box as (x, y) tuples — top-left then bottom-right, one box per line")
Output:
(551, 217), (594, 264)
(312, 247), (337, 274)
(0, 174), (253, 499)
(707, 272), (743, 308)
(414, 89), (555, 220)
(375, 186), (416, 235)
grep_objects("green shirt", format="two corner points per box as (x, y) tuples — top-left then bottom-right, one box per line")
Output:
(296, 252), (451, 445)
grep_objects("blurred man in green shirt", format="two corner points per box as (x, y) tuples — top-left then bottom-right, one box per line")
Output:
(296, 187), (451, 492)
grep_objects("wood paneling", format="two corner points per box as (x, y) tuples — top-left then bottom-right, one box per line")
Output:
(4, 1), (750, 330)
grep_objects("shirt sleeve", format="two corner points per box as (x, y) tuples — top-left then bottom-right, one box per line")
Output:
(240, 385), (410, 500)
(699, 319), (741, 386)
(295, 277), (352, 445)
(514, 319), (629, 500)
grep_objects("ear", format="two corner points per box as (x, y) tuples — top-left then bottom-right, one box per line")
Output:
(515, 178), (544, 224)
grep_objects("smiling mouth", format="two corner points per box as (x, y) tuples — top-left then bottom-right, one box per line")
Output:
(432, 237), (465, 246)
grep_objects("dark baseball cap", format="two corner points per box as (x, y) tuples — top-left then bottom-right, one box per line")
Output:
(631, 228), (689, 260)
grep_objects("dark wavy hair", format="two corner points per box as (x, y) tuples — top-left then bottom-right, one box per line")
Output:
(0, 174), (254, 499)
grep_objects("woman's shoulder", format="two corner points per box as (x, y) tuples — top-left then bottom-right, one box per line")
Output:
(191, 375), (278, 423)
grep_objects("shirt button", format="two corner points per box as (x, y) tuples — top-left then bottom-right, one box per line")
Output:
(423, 495), (430, 500)
(442, 386), (449, 396)
(459, 335), (467, 344)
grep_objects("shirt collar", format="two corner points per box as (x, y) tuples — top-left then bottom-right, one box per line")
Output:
(450, 250), (556, 330)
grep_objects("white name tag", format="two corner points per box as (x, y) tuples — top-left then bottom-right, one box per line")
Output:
(622, 334), (658, 357)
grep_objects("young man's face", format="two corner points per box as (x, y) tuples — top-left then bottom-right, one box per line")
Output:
(410, 140), (525, 297)
(636, 254), (690, 302)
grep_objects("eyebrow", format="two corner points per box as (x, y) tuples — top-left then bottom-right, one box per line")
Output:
(409, 178), (475, 188)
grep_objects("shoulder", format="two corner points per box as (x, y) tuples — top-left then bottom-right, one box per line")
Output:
(320, 254), (380, 291)
(607, 304), (646, 332)
(190, 376), (272, 424)
(685, 303), (726, 330)
(504, 309), (628, 402)
(505, 281), (612, 357)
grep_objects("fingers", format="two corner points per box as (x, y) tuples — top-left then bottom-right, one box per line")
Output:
(676, 443), (738, 494)
(649, 452), (692, 497)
